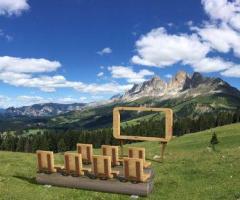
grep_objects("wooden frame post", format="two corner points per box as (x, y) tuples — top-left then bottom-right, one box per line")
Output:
(120, 140), (124, 158)
(160, 142), (167, 162)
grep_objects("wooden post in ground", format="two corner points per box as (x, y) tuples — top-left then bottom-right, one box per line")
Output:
(120, 140), (124, 158)
(160, 142), (167, 162)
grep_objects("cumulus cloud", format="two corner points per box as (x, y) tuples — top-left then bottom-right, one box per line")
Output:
(195, 24), (240, 57)
(202, 0), (240, 30)
(0, 72), (132, 93)
(0, 0), (29, 16)
(0, 56), (61, 73)
(132, 27), (210, 67)
(131, 0), (240, 77)
(0, 56), (132, 93)
(108, 66), (154, 83)
(221, 65), (240, 77)
(97, 47), (112, 55)
(190, 57), (233, 73)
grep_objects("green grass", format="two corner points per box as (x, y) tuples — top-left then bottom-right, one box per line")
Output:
(0, 123), (240, 200)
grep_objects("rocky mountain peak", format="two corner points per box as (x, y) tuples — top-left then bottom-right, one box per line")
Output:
(174, 71), (188, 81)
(114, 70), (240, 102)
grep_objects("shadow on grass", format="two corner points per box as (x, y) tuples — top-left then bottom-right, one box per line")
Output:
(13, 175), (38, 185)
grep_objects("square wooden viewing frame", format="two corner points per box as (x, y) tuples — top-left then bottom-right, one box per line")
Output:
(113, 107), (173, 143)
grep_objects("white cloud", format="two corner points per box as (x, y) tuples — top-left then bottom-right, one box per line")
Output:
(202, 0), (240, 30)
(0, 0), (29, 16)
(97, 47), (112, 55)
(221, 65), (240, 77)
(0, 56), (61, 73)
(108, 66), (154, 83)
(0, 29), (13, 41)
(0, 71), (132, 93)
(17, 95), (48, 105)
(0, 56), (132, 94)
(164, 74), (173, 79)
(132, 27), (210, 67)
(131, 1), (240, 75)
(97, 72), (104, 77)
(186, 20), (193, 27)
(196, 24), (240, 57)
(79, 96), (87, 101)
(167, 22), (174, 27)
(0, 95), (91, 108)
(190, 57), (233, 73)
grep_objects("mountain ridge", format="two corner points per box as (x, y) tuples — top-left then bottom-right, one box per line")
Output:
(5, 103), (86, 117)
(2, 71), (240, 118)
(112, 71), (240, 102)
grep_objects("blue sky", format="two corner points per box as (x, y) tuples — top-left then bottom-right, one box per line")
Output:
(0, 0), (239, 108)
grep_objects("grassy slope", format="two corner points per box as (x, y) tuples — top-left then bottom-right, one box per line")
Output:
(48, 94), (240, 130)
(0, 123), (240, 200)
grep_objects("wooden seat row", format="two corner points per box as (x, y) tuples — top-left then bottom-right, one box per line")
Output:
(76, 143), (151, 167)
(36, 144), (152, 183)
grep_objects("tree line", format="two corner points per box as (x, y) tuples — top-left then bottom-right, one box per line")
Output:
(0, 110), (239, 153)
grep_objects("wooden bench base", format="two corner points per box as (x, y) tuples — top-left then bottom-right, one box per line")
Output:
(36, 168), (154, 197)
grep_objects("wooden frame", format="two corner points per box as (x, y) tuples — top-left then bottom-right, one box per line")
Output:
(92, 155), (119, 179)
(113, 107), (173, 160)
(77, 143), (93, 164)
(123, 157), (151, 183)
(64, 152), (91, 176)
(128, 147), (151, 168)
(101, 145), (120, 166)
(113, 107), (173, 142)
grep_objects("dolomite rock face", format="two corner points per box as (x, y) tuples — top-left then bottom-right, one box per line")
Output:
(113, 71), (240, 102)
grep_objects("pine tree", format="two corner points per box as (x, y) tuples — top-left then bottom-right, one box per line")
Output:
(16, 137), (25, 152)
(210, 131), (219, 151)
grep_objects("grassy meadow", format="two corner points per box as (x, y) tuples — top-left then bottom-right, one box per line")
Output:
(0, 123), (240, 200)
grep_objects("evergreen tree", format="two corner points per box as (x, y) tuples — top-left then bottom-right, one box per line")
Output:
(16, 137), (25, 152)
(210, 131), (219, 151)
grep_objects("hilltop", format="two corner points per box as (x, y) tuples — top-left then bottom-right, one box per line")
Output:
(0, 123), (239, 199)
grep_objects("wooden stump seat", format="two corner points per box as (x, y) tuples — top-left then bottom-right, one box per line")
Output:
(101, 145), (120, 166)
(91, 155), (119, 179)
(123, 157), (151, 183)
(128, 147), (151, 168)
(77, 143), (93, 164)
(64, 152), (91, 176)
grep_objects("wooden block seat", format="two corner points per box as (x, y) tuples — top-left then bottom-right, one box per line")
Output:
(101, 145), (120, 166)
(77, 143), (93, 164)
(91, 155), (119, 179)
(123, 157), (151, 183)
(36, 150), (62, 173)
(128, 147), (151, 168)
(63, 152), (91, 176)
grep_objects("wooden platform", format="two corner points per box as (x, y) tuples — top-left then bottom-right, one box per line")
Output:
(36, 167), (154, 197)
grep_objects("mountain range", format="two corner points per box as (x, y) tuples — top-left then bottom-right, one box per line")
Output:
(3, 103), (86, 117)
(112, 71), (240, 102)
(0, 71), (239, 131)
